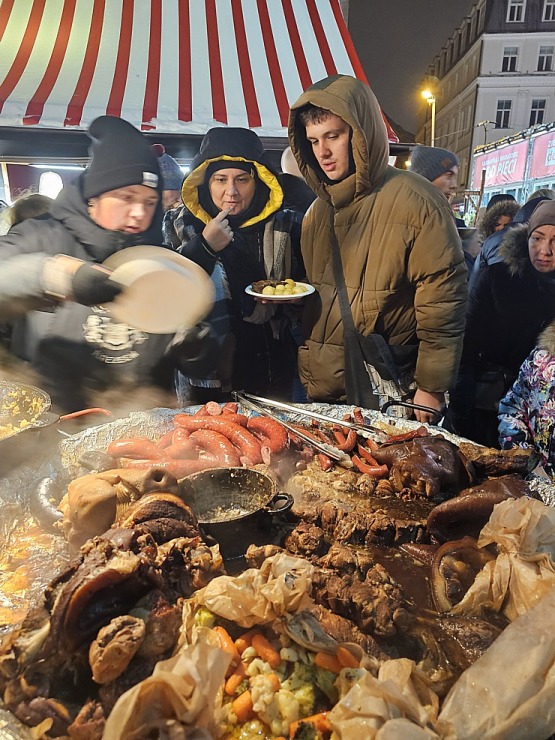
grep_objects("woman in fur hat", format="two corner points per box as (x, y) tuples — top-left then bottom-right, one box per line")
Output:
(448, 199), (555, 446)
(164, 126), (305, 405)
(498, 320), (555, 475)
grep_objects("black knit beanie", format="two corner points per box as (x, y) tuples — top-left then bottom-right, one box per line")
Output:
(83, 116), (161, 199)
(204, 160), (255, 182)
(410, 146), (459, 182)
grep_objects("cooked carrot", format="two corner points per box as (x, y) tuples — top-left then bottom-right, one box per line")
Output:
(313, 651), (342, 674)
(266, 673), (282, 692)
(234, 628), (261, 655)
(213, 626), (241, 672)
(251, 633), (281, 669)
(289, 711), (331, 738)
(224, 662), (247, 696)
(232, 689), (254, 723)
(336, 646), (360, 669)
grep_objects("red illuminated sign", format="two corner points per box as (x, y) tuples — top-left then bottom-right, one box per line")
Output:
(472, 140), (529, 189)
(529, 131), (555, 181)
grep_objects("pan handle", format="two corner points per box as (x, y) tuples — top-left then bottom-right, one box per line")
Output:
(380, 399), (444, 425)
(265, 492), (294, 516)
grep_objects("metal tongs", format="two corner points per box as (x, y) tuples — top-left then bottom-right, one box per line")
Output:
(235, 392), (389, 443)
(234, 392), (354, 468)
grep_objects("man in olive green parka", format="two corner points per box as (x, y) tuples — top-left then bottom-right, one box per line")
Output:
(288, 74), (467, 423)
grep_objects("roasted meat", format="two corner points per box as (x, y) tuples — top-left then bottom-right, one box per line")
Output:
(372, 435), (475, 497)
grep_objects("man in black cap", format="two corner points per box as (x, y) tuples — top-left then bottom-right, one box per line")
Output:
(0, 115), (215, 412)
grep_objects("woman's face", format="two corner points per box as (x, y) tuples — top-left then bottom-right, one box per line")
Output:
(208, 168), (256, 215)
(494, 215), (512, 232)
(529, 224), (555, 273)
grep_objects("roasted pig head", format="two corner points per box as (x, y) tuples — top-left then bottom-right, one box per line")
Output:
(372, 436), (475, 498)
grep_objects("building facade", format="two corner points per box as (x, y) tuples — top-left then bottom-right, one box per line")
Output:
(416, 0), (555, 195)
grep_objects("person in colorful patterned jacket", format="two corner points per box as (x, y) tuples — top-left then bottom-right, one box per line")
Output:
(498, 319), (555, 476)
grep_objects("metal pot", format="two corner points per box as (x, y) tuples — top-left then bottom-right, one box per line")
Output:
(179, 467), (293, 559)
(0, 381), (111, 475)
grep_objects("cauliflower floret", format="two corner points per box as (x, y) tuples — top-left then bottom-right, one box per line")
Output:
(254, 687), (300, 737)
(245, 657), (273, 678)
(251, 674), (278, 715)
(280, 646), (300, 663)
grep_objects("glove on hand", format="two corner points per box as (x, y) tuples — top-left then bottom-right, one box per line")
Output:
(71, 263), (123, 306)
(171, 321), (220, 377)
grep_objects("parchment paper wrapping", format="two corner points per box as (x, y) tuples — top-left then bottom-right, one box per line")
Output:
(102, 642), (230, 740)
(328, 658), (444, 739)
(451, 497), (555, 621)
(179, 553), (315, 642)
(438, 587), (555, 739)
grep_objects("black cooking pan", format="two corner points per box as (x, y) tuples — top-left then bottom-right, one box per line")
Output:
(179, 467), (293, 559)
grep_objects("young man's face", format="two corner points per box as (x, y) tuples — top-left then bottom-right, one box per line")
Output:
(88, 185), (159, 233)
(305, 114), (352, 182)
(431, 167), (459, 199)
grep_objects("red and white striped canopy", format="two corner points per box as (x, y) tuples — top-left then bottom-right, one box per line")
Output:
(0, 0), (397, 140)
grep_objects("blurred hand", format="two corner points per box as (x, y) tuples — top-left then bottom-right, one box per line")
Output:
(412, 389), (445, 424)
(202, 209), (233, 252)
(71, 263), (123, 306)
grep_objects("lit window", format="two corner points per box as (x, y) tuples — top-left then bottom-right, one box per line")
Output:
(502, 47), (518, 71)
(496, 100), (512, 129)
(538, 45), (554, 71)
(507, 0), (526, 21)
(39, 172), (63, 199)
(543, 0), (555, 20)
(530, 99), (546, 126)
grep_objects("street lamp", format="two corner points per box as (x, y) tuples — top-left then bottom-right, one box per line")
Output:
(421, 90), (436, 147)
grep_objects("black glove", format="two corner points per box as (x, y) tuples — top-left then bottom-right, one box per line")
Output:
(71, 263), (123, 306)
(170, 322), (220, 377)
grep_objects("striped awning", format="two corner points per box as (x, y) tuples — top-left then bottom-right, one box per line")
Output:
(0, 0), (397, 141)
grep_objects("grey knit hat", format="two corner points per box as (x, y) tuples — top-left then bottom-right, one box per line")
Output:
(410, 146), (459, 182)
(151, 144), (183, 191)
(527, 199), (555, 237)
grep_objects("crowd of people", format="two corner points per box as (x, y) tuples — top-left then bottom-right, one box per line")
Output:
(1, 73), (554, 474)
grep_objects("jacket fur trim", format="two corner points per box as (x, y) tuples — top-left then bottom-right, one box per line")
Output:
(498, 223), (529, 277)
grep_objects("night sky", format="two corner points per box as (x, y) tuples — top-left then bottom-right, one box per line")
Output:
(348, 0), (476, 135)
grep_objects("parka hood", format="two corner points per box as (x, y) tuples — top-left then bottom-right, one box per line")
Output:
(538, 319), (555, 354)
(181, 127), (283, 228)
(288, 74), (389, 203)
(477, 200), (519, 241)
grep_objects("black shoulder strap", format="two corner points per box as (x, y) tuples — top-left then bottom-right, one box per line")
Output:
(328, 209), (356, 332)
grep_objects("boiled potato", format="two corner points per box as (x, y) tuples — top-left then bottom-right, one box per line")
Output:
(284, 278), (296, 287)
(262, 285), (276, 295)
(293, 285), (307, 295)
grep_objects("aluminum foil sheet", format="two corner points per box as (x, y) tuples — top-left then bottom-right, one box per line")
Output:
(54, 403), (555, 508)
(0, 709), (32, 740)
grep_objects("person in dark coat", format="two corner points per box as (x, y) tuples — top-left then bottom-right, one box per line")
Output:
(409, 146), (465, 226)
(0, 116), (216, 412)
(163, 127), (305, 404)
(447, 199), (555, 446)
(468, 195), (551, 294)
